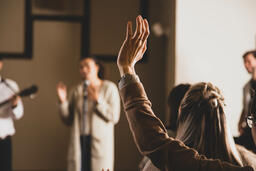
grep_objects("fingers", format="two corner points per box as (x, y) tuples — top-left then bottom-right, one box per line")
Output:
(87, 85), (96, 95)
(141, 19), (150, 44)
(57, 82), (62, 87)
(141, 41), (147, 55)
(133, 16), (143, 40)
(136, 42), (147, 62)
(11, 95), (18, 102)
(117, 15), (149, 74)
(57, 82), (66, 89)
(87, 86), (99, 101)
(126, 21), (133, 39)
(133, 16), (150, 46)
(87, 86), (92, 94)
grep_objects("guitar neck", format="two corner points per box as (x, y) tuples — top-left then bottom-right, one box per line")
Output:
(0, 85), (38, 107)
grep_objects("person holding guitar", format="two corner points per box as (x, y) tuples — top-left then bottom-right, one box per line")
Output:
(0, 56), (24, 171)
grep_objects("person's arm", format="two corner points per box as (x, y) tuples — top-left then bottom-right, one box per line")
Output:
(11, 96), (23, 120)
(117, 15), (253, 171)
(119, 78), (254, 170)
(238, 86), (247, 135)
(239, 82), (253, 135)
(238, 108), (247, 135)
(57, 82), (74, 126)
(0, 96), (23, 119)
(94, 83), (120, 124)
(0, 80), (24, 119)
(58, 100), (74, 126)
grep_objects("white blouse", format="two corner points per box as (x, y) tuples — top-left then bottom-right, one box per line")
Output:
(0, 77), (24, 139)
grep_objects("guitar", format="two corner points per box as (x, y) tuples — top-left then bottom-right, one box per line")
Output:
(0, 85), (38, 107)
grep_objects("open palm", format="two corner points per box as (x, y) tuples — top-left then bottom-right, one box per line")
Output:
(117, 15), (150, 76)
(57, 82), (67, 103)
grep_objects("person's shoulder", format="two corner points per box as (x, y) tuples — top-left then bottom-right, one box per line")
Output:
(243, 80), (251, 89)
(236, 144), (256, 157)
(73, 82), (83, 89)
(236, 144), (256, 169)
(102, 80), (118, 89)
(101, 80), (119, 95)
(5, 78), (18, 85)
(5, 78), (19, 91)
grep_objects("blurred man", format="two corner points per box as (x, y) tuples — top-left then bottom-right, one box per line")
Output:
(0, 56), (24, 171)
(236, 50), (256, 152)
(247, 80), (256, 147)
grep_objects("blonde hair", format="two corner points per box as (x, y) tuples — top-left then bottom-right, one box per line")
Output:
(176, 82), (243, 166)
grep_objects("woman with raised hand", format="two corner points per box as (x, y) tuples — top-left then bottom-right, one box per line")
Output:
(116, 15), (254, 171)
(176, 82), (256, 169)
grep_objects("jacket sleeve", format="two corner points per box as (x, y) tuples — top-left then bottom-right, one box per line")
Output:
(94, 82), (120, 124)
(119, 82), (253, 171)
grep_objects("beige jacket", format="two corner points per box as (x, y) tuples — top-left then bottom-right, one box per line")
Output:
(59, 80), (120, 171)
(119, 81), (254, 171)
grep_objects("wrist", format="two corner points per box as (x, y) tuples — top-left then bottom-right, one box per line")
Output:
(118, 65), (136, 77)
(59, 98), (66, 104)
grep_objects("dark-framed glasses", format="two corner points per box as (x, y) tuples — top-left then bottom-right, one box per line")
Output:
(247, 115), (256, 128)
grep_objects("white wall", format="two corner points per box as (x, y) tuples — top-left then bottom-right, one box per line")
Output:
(176, 0), (256, 136)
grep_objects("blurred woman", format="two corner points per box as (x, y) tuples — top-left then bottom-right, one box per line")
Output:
(176, 82), (256, 169)
(57, 56), (120, 171)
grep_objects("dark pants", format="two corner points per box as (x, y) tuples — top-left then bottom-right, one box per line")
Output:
(80, 135), (91, 171)
(234, 128), (256, 153)
(0, 136), (12, 171)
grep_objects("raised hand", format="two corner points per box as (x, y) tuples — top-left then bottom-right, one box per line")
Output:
(117, 15), (150, 77)
(56, 82), (67, 103)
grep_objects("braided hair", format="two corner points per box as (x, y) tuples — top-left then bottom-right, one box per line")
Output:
(176, 82), (243, 166)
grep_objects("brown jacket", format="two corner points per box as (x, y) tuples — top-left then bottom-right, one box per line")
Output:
(119, 82), (253, 171)
(237, 145), (256, 170)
